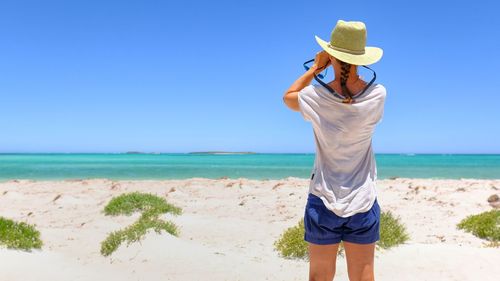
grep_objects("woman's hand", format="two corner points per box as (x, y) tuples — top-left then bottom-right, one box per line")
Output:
(283, 51), (331, 112)
(312, 51), (331, 75)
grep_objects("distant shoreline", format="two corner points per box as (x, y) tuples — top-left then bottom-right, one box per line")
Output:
(125, 151), (257, 155)
(1, 152), (500, 155)
(188, 151), (256, 155)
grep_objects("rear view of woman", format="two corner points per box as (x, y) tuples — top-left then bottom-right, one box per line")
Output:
(283, 20), (386, 281)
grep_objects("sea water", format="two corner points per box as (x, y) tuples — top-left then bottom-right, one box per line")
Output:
(0, 153), (499, 181)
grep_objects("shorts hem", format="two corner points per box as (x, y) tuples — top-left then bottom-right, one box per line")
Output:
(342, 236), (380, 244)
(304, 234), (342, 245)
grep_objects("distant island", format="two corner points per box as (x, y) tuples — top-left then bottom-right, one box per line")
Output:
(124, 151), (256, 155)
(188, 151), (256, 155)
(125, 151), (160, 154)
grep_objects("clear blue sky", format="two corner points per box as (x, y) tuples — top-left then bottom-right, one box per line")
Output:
(1, 0), (499, 153)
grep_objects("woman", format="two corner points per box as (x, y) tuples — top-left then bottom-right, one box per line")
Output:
(283, 20), (386, 281)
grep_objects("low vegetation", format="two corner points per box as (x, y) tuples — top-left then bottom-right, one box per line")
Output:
(378, 210), (410, 249)
(273, 219), (309, 259)
(274, 210), (409, 260)
(0, 217), (43, 250)
(101, 192), (182, 256)
(457, 210), (500, 246)
(104, 192), (182, 216)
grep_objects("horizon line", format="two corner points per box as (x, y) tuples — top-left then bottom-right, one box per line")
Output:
(0, 152), (500, 155)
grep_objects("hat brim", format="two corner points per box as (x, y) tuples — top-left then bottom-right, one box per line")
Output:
(315, 35), (383, 66)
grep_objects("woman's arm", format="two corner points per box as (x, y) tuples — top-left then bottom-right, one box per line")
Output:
(282, 51), (330, 111)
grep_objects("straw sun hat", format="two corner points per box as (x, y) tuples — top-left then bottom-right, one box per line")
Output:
(315, 20), (383, 65)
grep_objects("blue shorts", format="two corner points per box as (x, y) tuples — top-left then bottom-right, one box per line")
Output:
(304, 193), (380, 245)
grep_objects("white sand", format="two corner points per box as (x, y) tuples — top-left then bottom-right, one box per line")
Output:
(0, 178), (499, 281)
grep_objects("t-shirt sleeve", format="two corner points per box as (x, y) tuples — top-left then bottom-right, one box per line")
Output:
(297, 85), (318, 122)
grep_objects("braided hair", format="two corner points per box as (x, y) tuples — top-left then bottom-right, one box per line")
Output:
(339, 60), (354, 103)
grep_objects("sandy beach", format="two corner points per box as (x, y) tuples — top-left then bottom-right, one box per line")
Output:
(1, 177), (499, 281)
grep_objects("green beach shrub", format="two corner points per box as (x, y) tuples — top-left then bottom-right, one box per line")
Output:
(0, 217), (43, 250)
(101, 192), (182, 256)
(457, 210), (500, 243)
(274, 210), (409, 260)
(378, 210), (410, 249)
(104, 192), (182, 216)
(273, 219), (309, 260)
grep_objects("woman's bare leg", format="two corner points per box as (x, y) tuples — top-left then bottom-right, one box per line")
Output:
(308, 242), (340, 281)
(343, 241), (376, 281)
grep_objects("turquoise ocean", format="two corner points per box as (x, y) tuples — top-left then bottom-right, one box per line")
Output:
(0, 153), (499, 181)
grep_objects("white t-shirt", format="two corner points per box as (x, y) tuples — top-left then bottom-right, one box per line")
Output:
(298, 82), (386, 217)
